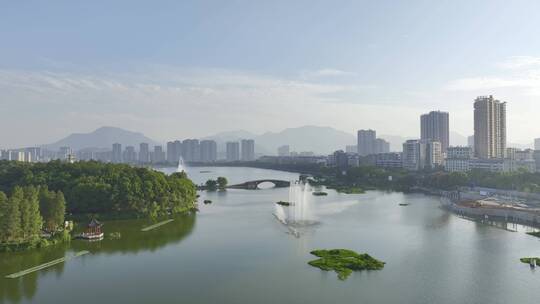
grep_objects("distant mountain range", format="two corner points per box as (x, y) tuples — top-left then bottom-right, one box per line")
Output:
(44, 125), (483, 155)
(43, 126), (159, 151)
(204, 126), (357, 155)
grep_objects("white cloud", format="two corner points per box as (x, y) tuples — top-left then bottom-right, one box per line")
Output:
(444, 77), (531, 91)
(3, 67), (420, 147)
(303, 68), (356, 78)
(497, 56), (540, 70)
(445, 56), (540, 95)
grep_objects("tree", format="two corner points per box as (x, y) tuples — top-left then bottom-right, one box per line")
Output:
(17, 187), (31, 239)
(217, 177), (228, 190)
(4, 188), (22, 242)
(24, 186), (43, 240)
(0, 191), (8, 242)
(0, 160), (197, 217)
(51, 191), (66, 231)
(39, 187), (65, 231)
(205, 179), (218, 191)
(39, 187), (54, 231)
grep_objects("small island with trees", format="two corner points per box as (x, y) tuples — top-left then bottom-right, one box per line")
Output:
(203, 177), (228, 191)
(308, 249), (385, 280)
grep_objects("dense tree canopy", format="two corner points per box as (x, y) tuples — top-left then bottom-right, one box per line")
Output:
(338, 166), (540, 193)
(0, 160), (197, 217)
(0, 186), (53, 244)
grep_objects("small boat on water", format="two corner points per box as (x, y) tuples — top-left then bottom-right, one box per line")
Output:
(399, 202), (410, 206)
(276, 201), (293, 206)
(312, 191), (328, 196)
(204, 199), (212, 204)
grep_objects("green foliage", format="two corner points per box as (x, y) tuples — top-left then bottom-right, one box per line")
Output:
(0, 160), (197, 218)
(4, 188), (22, 243)
(20, 186), (43, 240)
(0, 192), (8, 242)
(308, 249), (385, 280)
(108, 232), (122, 240)
(217, 177), (228, 189)
(311, 164), (540, 194)
(39, 187), (65, 231)
(526, 231), (540, 238)
(520, 257), (540, 264)
(205, 179), (218, 191)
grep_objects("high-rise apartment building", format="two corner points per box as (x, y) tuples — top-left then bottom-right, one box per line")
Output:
(375, 139), (390, 154)
(402, 139), (442, 171)
(241, 139), (255, 161)
(200, 140), (217, 163)
(474, 95), (506, 159)
(403, 140), (424, 171)
(139, 143), (150, 163)
(357, 130), (389, 155)
(152, 145), (166, 163)
(420, 111), (449, 153)
(112, 143), (122, 163)
(357, 130), (377, 156)
(123, 146), (137, 163)
(226, 142), (240, 162)
(425, 140), (443, 168)
(535, 138), (540, 151)
(166, 141), (177, 163)
(166, 140), (183, 163)
(182, 139), (200, 162)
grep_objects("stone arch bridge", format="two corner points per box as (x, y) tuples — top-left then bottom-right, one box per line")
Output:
(228, 179), (291, 190)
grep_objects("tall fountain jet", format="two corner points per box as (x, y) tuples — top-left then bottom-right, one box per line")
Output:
(177, 156), (186, 173)
(274, 179), (316, 238)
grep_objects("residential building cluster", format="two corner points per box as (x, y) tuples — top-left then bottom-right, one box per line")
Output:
(2, 138), (256, 165)
(357, 130), (390, 156)
(6, 95), (540, 174)
(327, 95), (540, 174)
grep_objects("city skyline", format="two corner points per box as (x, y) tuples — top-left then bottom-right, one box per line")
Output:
(4, 1), (540, 146)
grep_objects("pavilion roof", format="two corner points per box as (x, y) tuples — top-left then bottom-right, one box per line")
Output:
(88, 218), (103, 228)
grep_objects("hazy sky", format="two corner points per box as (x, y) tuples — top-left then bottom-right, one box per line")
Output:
(2, 0), (540, 148)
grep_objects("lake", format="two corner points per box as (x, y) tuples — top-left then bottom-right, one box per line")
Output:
(1, 166), (540, 304)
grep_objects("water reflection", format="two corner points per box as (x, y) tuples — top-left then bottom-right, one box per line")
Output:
(0, 213), (195, 303)
(0, 246), (68, 303)
(71, 213), (196, 254)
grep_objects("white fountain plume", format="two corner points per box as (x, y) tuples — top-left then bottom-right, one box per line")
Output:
(177, 156), (186, 173)
(274, 204), (287, 225)
(289, 180), (314, 224)
(274, 179), (316, 230)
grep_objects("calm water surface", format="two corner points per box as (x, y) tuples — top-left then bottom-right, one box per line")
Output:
(2, 166), (540, 304)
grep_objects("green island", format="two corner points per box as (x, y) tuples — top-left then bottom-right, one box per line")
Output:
(327, 186), (365, 194)
(276, 201), (292, 206)
(308, 249), (385, 280)
(0, 160), (197, 251)
(520, 257), (540, 265)
(203, 176), (228, 191)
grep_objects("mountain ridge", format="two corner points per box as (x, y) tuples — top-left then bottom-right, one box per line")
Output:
(43, 126), (160, 151)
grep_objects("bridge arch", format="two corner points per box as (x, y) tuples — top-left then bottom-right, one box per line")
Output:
(228, 179), (291, 190)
